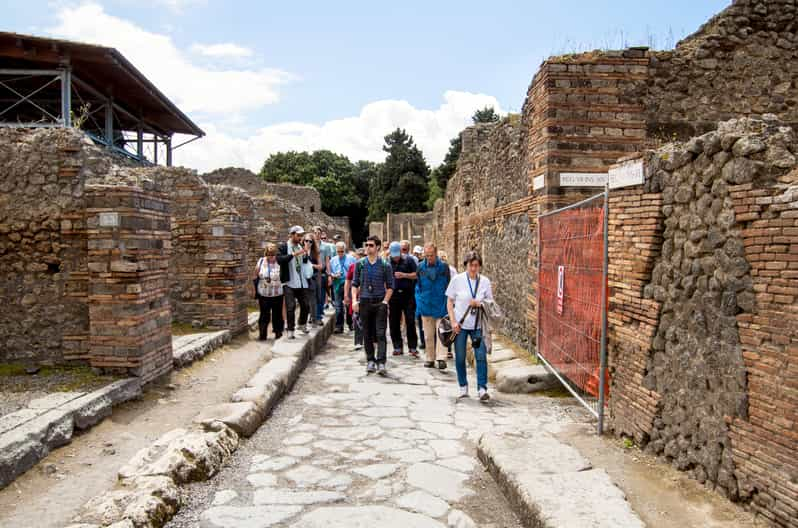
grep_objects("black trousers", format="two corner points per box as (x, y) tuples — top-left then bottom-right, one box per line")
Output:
(360, 299), (387, 363)
(257, 294), (284, 338)
(389, 289), (418, 351)
(285, 286), (312, 330)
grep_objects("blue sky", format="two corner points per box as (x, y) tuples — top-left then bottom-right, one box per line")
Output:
(2, 0), (729, 170)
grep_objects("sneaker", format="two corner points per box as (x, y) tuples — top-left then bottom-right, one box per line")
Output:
(354, 344), (363, 350)
(479, 388), (490, 402)
(392, 349), (403, 356)
(275, 332), (283, 340)
(458, 386), (469, 399)
(437, 360), (447, 370)
(287, 330), (295, 339)
(304, 323), (312, 334)
(366, 361), (376, 374)
(377, 363), (387, 377)
(408, 350), (419, 358)
(424, 361), (435, 368)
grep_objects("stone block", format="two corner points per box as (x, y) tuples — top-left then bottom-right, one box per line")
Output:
(495, 364), (559, 394)
(194, 402), (264, 438)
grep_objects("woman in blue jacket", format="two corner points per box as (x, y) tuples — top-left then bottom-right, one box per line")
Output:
(415, 243), (451, 370)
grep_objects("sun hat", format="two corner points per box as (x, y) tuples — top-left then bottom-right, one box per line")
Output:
(289, 225), (305, 235)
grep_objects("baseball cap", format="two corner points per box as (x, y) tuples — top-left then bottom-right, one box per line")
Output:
(289, 225), (305, 235)
(389, 241), (402, 257)
(413, 245), (423, 255)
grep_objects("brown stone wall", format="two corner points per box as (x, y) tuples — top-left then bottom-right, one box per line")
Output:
(607, 118), (797, 526)
(85, 181), (172, 383)
(646, 0), (798, 139)
(370, 212), (434, 246)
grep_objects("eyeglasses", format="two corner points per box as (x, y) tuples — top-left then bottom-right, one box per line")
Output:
(304, 240), (313, 244)
(365, 243), (375, 247)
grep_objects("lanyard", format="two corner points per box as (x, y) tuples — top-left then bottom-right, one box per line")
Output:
(466, 274), (479, 299)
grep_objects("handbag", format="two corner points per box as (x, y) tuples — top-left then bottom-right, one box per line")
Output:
(437, 309), (470, 348)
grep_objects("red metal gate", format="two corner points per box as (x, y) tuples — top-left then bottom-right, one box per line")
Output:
(537, 191), (608, 433)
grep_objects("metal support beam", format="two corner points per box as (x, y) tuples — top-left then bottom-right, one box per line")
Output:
(165, 136), (172, 166)
(137, 125), (143, 158)
(153, 136), (158, 164)
(61, 68), (71, 127)
(104, 99), (113, 144)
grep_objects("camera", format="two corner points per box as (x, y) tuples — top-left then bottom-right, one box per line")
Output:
(302, 255), (309, 263)
(471, 329), (483, 349)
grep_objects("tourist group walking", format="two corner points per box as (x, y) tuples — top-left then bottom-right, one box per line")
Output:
(254, 225), (498, 401)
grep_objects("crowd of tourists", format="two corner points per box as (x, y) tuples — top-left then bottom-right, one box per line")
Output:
(254, 225), (498, 401)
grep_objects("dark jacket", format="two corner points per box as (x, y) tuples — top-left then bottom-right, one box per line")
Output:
(276, 242), (294, 284)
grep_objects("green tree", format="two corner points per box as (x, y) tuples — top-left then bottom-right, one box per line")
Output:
(258, 150), (373, 245)
(368, 128), (429, 221)
(472, 105), (500, 124)
(433, 134), (462, 192)
(426, 173), (443, 210)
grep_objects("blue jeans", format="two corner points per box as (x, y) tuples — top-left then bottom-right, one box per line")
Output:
(315, 274), (325, 321)
(454, 328), (488, 389)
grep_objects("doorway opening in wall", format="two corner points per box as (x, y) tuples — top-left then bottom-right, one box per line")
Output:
(536, 190), (609, 434)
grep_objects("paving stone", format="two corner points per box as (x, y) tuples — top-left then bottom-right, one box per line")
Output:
(407, 463), (474, 502)
(282, 446), (313, 457)
(313, 439), (354, 452)
(285, 464), (332, 486)
(246, 472), (278, 487)
(429, 439), (463, 458)
(396, 490), (450, 518)
(353, 463), (399, 479)
(283, 432), (315, 445)
(360, 407), (407, 418)
(386, 428), (436, 440)
(320, 473), (353, 490)
(495, 365), (558, 394)
(320, 425), (384, 441)
(447, 509), (477, 528)
(418, 422), (464, 440)
(437, 456), (476, 473)
(200, 505), (302, 528)
(27, 392), (85, 409)
(389, 447), (435, 463)
(251, 455), (297, 472)
(293, 505), (445, 528)
(252, 488), (345, 505)
(211, 490), (238, 506)
(379, 417), (416, 429)
(487, 349), (516, 364)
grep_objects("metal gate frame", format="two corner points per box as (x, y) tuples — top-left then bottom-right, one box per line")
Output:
(536, 187), (608, 434)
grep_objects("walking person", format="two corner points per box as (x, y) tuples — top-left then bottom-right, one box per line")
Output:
(314, 227), (335, 321)
(446, 251), (494, 401)
(253, 243), (285, 340)
(400, 240), (418, 264)
(304, 232), (324, 327)
(331, 241), (355, 334)
(388, 241), (419, 357)
(345, 247), (366, 350)
(277, 226), (314, 339)
(439, 250), (457, 359)
(416, 242), (450, 369)
(352, 236), (394, 376)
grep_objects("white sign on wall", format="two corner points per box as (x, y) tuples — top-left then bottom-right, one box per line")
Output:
(533, 175), (545, 191)
(609, 159), (645, 189)
(98, 212), (119, 227)
(559, 172), (608, 187)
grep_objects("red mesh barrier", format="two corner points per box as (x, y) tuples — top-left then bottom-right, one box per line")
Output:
(538, 194), (608, 415)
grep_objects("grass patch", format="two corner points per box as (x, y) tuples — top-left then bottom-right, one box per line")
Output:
(247, 305), (259, 313)
(0, 363), (28, 376)
(536, 385), (572, 398)
(0, 363), (117, 392)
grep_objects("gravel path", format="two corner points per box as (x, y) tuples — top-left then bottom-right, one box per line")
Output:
(168, 332), (580, 528)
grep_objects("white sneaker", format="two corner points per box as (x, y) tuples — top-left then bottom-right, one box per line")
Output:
(458, 386), (469, 399)
(479, 388), (490, 402)
(354, 344), (363, 350)
(305, 323), (312, 334)
(287, 330), (295, 339)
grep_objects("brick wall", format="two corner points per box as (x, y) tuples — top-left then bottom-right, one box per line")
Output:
(85, 181), (172, 383)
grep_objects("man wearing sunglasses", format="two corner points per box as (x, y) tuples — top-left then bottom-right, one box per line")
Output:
(276, 225), (314, 339)
(352, 235), (394, 376)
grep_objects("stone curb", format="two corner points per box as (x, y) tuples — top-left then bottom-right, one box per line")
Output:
(172, 313), (259, 369)
(0, 378), (142, 490)
(477, 433), (644, 528)
(67, 314), (335, 528)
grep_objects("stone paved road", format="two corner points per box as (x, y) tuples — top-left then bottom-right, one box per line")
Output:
(168, 332), (583, 528)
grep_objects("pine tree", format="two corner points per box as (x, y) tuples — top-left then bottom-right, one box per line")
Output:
(368, 128), (429, 221)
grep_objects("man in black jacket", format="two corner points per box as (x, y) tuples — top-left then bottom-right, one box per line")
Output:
(277, 225), (313, 339)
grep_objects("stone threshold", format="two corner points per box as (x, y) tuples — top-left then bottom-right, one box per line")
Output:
(66, 313), (335, 528)
(0, 378), (142, 490)
(477, 433), (644, 528)
(172, 312), (260, 369)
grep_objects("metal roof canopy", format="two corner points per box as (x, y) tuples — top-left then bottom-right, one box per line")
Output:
(0, 32), (204, 165)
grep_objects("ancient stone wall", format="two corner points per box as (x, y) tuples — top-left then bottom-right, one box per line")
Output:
(607, 117), (798, 527)
(369, 212), (434, 246)
(433, 118), (531, 345)
(646, 0), (798, 139)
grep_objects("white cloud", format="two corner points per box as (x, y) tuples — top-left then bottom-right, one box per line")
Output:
(175, 91), (503, 173)
(190, 42), (253, 58)
(48, 3), (291, 115)
(149, 0), (205, 12)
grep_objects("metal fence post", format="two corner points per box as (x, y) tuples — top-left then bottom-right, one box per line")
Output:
(597, 185), (609, 435)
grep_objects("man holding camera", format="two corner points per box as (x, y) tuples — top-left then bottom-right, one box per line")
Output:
(352, 235), (394, 376)
(277, 225), (314, 339)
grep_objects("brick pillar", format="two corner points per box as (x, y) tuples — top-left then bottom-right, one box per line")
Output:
(203, 208), (248, 333)
(86, 184), (172, 383)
